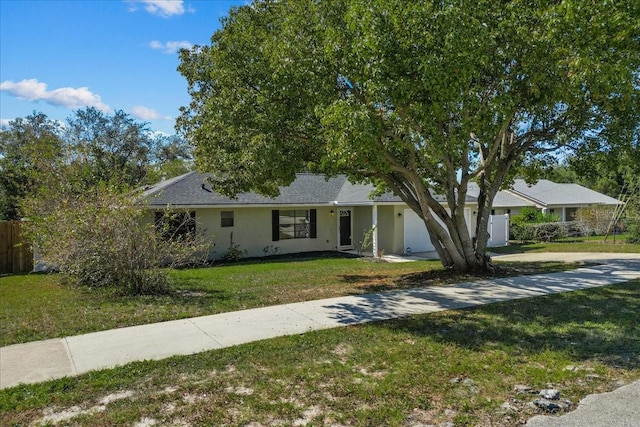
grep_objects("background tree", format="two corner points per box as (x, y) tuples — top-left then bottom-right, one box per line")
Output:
(64, 107), (158, 189)
(145, 134), (193, 183)
(178, 0), (639, 272)
(1, 108), (204, 293)
(0, 113), (64, 220)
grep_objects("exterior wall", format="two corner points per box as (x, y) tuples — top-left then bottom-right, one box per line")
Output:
(351, 206), (373, 250)
(493, 207), (521, 217)
(376, 205), (404, 255)
(147, 202), (484, 261)
(151, 206), (338, 261)
(334, 204), (408, 255)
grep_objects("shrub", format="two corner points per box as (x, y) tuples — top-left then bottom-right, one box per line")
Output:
(574, 206), (617, 235)
(221, 232), (247, 262)
(627, 219), (640, 244)
(22, 188), (210, 295)
(511, 222), (567, 242)
(510, 207), (564, 242)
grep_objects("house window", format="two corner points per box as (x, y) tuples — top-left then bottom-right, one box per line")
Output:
(155, 211), (196, 241)
(271, 209), (317, 241)
(221, 211), (234, 227)
(565, 207), (578, 221)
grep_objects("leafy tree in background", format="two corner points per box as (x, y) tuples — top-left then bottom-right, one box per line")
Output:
(1, 109), (204, 294)
(178, 0), (640, 271)
(0, 113), (64, 220)
(145, 134), (193, 183)
(64, 107), (157, 189)
(1, 108), (193, 219)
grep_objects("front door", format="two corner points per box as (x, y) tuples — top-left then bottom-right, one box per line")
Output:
(339, 209), (352, 248)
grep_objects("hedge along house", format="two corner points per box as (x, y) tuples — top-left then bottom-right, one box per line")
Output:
(141, 172), (483, 261)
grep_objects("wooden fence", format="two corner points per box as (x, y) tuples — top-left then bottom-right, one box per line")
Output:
(0, 221), (33, 274)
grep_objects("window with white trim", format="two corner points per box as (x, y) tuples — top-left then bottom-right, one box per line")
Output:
(221, 211), (234, 227)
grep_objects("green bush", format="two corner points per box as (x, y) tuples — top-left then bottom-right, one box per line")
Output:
(23, 189), (210, 295)
(627, 220), (640, 244)
(510, 207), (563, 242)
(511, 222), (567, 242)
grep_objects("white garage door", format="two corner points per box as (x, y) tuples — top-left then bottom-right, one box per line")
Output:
(403, 208), (472, 254)
(403, 209), (435, 253)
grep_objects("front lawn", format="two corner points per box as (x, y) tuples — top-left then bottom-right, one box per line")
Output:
(1, 254), (574, 347)
(2, 280), (638, 426)
(490, 235), (640, 254)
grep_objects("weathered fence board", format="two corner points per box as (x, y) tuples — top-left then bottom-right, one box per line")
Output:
(0, 221), (33, 274)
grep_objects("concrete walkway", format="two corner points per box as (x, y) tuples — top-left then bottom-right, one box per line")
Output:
(526, 380), (640, 427)
(2, 253), (639, 391)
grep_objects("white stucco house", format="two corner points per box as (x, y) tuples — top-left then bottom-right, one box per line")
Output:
(142, 173), (619, 261)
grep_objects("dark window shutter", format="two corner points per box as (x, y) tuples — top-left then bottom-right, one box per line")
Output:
(309, 209), (317, 238)
(272, 210), (280, 241)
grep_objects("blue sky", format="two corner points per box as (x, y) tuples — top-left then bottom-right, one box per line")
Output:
(1, 0), (246, 135)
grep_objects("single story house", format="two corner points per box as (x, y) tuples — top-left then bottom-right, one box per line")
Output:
(142, 173), (619, 261)
(484, 179), (622, 221)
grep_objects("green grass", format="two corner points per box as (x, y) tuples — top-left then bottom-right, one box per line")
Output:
(2, 280), (638, 426)
(1, 256), (442, 346)
(490, 235), (640, 254)
(1, 243), (633, 347)
(0, 251), (619, 347)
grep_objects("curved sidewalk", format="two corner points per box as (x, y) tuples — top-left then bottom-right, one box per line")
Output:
(2, 254), (640, 390)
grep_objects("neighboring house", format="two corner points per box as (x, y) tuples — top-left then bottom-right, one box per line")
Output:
(142, 173), (619, 261)
(488, 179), (622, 221)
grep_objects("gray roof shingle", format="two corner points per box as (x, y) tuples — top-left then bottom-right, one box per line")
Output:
(144, 173), (612, 209)
(143, 172), (352, 206)
(466, 182), (536, 208)
(508, 179), (621, 206)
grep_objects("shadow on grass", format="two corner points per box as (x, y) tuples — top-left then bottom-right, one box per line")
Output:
(388, 283), (640, 369)
(342, 262), (576, 294)
(323, 262), (640, 368)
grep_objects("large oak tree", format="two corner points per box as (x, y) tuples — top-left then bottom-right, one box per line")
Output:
(178, 0), (639, 271)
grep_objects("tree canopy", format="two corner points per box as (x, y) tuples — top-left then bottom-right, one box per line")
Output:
(178, 0), (640, 271)
(0, 108), (192, 220)
(0, 113), (64, 220)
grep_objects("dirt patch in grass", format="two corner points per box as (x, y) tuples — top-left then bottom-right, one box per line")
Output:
(33, 390), (134, 426)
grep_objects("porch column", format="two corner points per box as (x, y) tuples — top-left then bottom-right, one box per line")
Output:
(372, 204), (379, 258)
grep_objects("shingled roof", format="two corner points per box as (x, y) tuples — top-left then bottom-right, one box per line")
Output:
(142, 173), (618, 210)
(142, 172), (391, 207)
(466, 182), (536, 209)
(141, 172), (471, 208)
(507, 179), (621, 206)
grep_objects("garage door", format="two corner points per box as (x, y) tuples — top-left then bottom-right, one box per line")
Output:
(403, 209), (435, 253)
(403, 208), (472, 254)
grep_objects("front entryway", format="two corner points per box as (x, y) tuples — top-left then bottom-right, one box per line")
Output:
(338, 209), (352, 248)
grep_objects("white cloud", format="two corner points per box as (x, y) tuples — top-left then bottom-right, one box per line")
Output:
(149, 40), (193, 54)
(131, 105), (172, 121)
(149, 130), (170, 138)
(126, 0), (193, 18)
(0, 79), (111, 112)
(0, 118), (12, 128)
